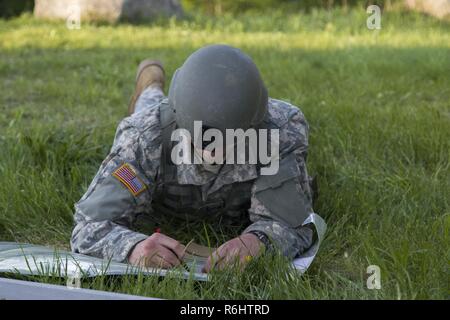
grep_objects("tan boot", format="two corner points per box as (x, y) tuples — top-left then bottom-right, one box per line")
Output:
(128, 59), (165, 115)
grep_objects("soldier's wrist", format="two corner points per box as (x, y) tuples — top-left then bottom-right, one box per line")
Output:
(246, 230), (272, 252)
(126, 238), (147, 263)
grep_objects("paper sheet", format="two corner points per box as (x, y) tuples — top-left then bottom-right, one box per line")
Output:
(0, 215), (325, 282)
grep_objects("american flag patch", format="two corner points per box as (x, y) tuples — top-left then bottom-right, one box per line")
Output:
(112, 163), (146, 196)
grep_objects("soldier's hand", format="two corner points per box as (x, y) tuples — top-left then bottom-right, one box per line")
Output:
(202, 233), (264, 273)
(128, 233), (185, 269)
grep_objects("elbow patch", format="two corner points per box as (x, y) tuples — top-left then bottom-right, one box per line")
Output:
(254, 153), (311, 228)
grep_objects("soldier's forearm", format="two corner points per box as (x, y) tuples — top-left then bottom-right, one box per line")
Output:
(70, 220), (148, 262)
(243, 220), (313, 258)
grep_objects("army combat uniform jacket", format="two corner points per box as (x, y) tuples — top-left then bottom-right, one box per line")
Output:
(71, 91), (317, 263)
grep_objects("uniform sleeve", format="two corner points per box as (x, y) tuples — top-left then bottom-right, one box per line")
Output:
(243, 110), (314, 258)
(70, 118), (160, 262)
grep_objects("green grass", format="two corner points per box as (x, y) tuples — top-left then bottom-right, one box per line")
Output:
(0, 9), (449, 299)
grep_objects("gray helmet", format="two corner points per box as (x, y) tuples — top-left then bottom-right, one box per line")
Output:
(168, 44), (268, 138)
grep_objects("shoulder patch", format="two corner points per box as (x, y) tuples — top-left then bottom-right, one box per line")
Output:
(112, 163), (147, 196)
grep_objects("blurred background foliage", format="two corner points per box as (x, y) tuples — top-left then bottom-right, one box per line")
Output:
(0, 0), (406, 18)
(0, 0), (34, 18)
(181, 0), (402, 15)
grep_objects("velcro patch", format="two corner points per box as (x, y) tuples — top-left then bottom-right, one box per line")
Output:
(112, 163), (146, 196)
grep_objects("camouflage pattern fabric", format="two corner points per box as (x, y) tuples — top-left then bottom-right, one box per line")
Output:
(71, 86), (316, 262)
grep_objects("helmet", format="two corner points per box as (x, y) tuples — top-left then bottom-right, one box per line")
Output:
(168, 44), (268, 139)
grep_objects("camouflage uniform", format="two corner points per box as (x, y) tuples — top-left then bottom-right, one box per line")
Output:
(71, 87), (315, 263)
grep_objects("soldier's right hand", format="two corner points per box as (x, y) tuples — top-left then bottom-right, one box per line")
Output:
(128, 233), (185, 269)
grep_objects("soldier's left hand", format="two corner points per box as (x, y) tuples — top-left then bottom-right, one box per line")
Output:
(202, 233), (264, 273)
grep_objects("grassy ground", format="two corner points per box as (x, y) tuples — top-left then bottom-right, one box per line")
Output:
(0, 9), (449, 299)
